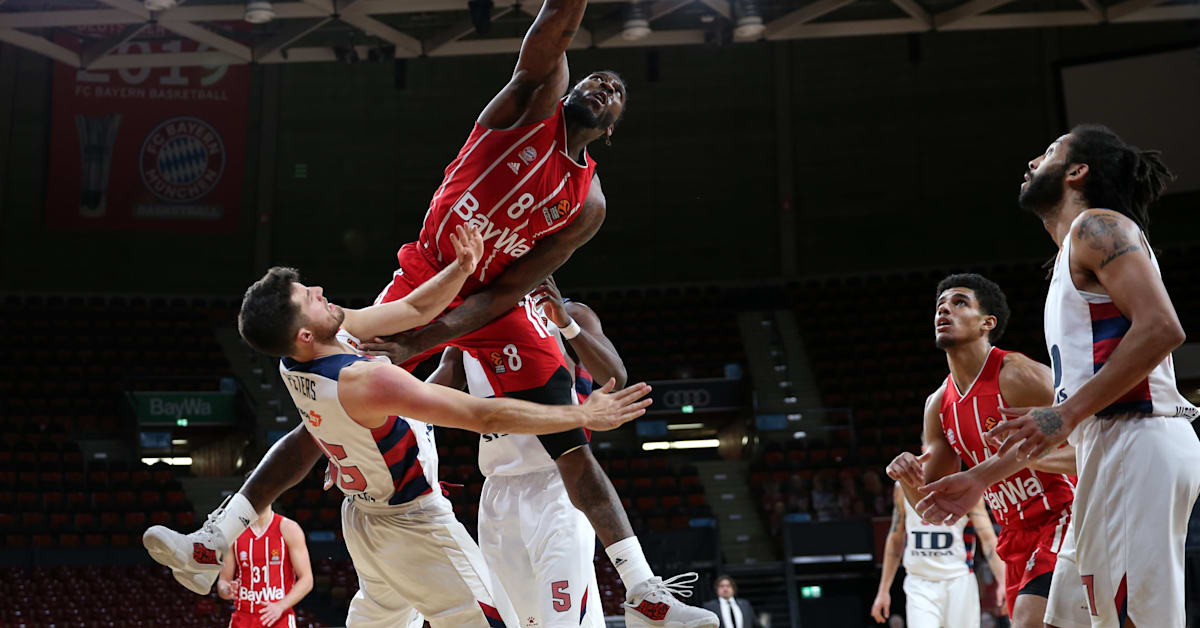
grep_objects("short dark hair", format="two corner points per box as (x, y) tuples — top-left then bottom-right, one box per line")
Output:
(239, 266), (303, 357)
(935, 273), (1010, 343)
(714, 574), (736, 594)
(1066, 124), (1174, 235)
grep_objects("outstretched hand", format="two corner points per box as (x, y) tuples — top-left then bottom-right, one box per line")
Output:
(987, 405), (1075, 462)
(915, 471), (986, 525)
(530, 276), (570, 328)
(885, 450), (931, 490)
(361, 333), (421, 366)
(580, 378), (653, 431)
(450, 225), (484, 275)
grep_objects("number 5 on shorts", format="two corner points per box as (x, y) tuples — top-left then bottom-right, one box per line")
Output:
(551, 581), (570, 612)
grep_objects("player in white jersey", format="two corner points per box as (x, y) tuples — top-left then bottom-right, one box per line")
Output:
(872, 480), (1004, 627)
(965, 125), (1199, 627)
(144, 229), (655, 628)
(420, 277), (618, 628)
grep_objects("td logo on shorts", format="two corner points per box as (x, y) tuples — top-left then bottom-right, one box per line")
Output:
(140, 116), (226, 203)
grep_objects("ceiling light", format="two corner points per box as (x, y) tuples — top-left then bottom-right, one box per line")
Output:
(244, 0), (275, 23)
(143, 0), (177, 10)
(622, 2), (651, 41)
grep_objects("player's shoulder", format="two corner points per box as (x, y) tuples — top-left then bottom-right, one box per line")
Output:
(1070, 208), (1142, 243)
(998, 351), (1050, 385)
(924, 380), (948, 411)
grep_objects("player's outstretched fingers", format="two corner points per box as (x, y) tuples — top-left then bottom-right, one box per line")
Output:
(595, 377), (617, 395)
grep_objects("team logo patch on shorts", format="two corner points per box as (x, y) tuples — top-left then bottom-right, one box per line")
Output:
(490, 351), (506, 374)
(139, 116), (226, 203)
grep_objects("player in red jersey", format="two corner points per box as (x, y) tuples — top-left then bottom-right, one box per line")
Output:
(217, 503), (312, 628)
(144, 0), (715, 623)
(886, 273), (1088, 628)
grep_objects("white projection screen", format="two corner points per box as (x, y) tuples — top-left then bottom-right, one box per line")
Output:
(1060, 47), (1200, 194)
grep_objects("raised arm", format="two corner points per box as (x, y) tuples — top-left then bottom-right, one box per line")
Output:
(991, 209), (1184, 460)
(342, 225), (482, 341)
(477, 0), (589, 129)
(531, 278), (627, 387)
(363, 180), (605, 363)
(338, 359), (647, 435)
(870, 484), (906, 624)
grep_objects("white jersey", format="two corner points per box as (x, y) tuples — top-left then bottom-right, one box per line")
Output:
(902, 497), (972, 582)
(1044, 214), (1198, 425)
(466, 323), (586, 477)
(464, 351), (561, 478)
(279, 329), (440, 508)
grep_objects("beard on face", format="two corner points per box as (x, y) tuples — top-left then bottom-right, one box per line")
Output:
(563, 89), (616, 130)
(1018, 161), (1068, 217)
(934, 333), (958, 351)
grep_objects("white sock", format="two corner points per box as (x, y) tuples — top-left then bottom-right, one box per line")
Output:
(212, 493), (257, 545)
(605, 536), (654, 590)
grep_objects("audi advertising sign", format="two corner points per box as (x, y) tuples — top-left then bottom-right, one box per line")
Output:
(646, 378), (744, 414)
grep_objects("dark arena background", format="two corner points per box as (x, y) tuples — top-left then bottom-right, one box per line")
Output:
(0, 0), (1198, 624)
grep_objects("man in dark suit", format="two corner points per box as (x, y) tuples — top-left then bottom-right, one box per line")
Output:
(702, 575), (763, 628)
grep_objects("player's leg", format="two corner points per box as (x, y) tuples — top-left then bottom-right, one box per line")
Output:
(1073, 418), (1200, 628)
(519, 468), (602, 627)
(350, 492), (513, 628)
(457, 304), (718, 627)
(1044, 520), (1091, 628)
(342, 500), (419, 628)
(143, 424), (321, 593)
(902, 576), (945, 628)
(944, 572), (981, 628)
(478, 475), (538, 626)
(1011, 588), (1050, 628)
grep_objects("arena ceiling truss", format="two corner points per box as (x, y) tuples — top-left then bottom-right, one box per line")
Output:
(0, 0), (1195, 69)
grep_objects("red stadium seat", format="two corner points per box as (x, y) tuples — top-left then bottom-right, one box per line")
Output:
(73, 513), (97, 529)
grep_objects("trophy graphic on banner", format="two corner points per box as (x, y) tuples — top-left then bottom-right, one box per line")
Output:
(74, 114), (121, 217)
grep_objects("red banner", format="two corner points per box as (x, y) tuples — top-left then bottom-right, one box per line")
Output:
(46, 27), (249, 232)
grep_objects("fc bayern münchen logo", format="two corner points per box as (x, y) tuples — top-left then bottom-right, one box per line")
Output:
(139, 116), (226, 203)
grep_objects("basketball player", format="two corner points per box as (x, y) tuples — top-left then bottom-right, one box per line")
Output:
(871, 481), (1004, 627)
(953, 125), (1200, 627)
(146, 277), (653, 623)
(885, 273), (1089, 628)
(416, 277), (623, 628)
(149, 0), (713, 619)
(217, 503), (312, 628)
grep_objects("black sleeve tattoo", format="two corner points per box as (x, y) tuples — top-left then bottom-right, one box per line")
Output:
(1076, 214), (1146, 269)
(890, 507), (902, 532)
(1031, 408), (1063, 436)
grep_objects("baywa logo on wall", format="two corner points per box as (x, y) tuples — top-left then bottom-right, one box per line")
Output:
(139, 116), (226, 203)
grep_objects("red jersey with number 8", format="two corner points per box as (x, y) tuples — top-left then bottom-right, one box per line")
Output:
(408, 101), (598, 295)
(938, 347), (1076, 528)
(233, 513), (296, 623)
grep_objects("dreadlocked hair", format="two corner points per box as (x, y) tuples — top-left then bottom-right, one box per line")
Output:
(1067, 124), (1176, 236)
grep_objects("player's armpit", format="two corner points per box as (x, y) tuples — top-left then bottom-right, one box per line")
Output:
(426, 347), (468, 390)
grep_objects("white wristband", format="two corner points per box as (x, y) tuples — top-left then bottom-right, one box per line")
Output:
(558, 318), (582, 339)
